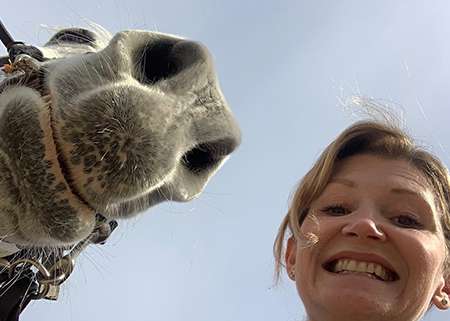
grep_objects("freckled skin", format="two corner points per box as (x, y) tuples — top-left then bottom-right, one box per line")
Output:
(0, 28), (240, 247)
(0, 88), (93, 244)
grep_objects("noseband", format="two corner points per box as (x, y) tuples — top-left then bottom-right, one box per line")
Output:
(0, 19), (118, 321)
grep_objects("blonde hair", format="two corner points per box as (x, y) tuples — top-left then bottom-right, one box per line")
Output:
(273, 120), (450, 280)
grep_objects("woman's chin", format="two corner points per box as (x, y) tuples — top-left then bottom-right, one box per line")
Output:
(317, 269), (401, 305)
(329, 291), (389, 311)
(300, 275), (397, 320)
(306, 293), (391, 321)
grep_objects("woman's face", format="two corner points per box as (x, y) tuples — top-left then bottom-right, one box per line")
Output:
(286, 154), (449, 321)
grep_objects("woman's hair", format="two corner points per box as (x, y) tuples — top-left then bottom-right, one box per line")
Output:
(273, 119), (450, 281)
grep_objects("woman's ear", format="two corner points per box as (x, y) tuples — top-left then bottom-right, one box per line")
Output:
(285, 236), (297, 281)
(432, 276), (450, 310)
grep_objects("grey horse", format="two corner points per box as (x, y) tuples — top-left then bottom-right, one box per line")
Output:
(0, 26), (240, 253)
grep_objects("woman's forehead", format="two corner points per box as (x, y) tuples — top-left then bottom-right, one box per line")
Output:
(331, 154), (430, 191)
(323, 154), (439, 213)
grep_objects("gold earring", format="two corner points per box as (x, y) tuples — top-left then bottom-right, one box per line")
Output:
(442, 297), (448, 306)
(289, 270), (295, 278)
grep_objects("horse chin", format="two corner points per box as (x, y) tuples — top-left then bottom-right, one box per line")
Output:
(0, 86), (97, 247)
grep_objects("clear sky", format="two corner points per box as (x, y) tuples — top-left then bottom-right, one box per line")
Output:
(2, 1), (450, 320)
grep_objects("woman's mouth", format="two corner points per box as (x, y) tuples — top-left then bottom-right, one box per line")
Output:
(322, 258), (400, 282)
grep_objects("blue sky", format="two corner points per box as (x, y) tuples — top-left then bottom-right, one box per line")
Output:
(2, 1), (450, 320)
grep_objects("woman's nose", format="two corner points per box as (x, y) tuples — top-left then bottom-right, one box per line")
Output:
(341, 211), (386, 241)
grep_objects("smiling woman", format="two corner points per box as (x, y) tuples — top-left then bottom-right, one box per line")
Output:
(274, 120), (450, 321)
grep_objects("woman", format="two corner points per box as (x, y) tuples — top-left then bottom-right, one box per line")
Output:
(274, 120), (450, 321)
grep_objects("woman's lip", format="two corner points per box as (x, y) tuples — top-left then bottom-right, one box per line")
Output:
(323, 250), (398, 276)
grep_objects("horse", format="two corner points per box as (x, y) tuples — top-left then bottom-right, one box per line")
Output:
(0, 24), (240, 319)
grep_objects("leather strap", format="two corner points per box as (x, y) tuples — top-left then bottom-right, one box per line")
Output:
(0, 18), (44, 64)
(0, 19), (14, 49)
(0, 267), (38, 321)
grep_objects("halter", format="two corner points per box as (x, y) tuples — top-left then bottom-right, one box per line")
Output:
(0, 19), (118, 321)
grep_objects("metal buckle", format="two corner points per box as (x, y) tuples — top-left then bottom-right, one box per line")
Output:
(0, 215), (118, 301)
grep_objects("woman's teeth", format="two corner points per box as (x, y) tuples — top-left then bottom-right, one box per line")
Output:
(331, 259), (395, 281)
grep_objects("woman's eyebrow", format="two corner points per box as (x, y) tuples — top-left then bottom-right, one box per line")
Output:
(390, 188), (422, 197)
(329, 178), (355, 188)
(330, 179), (426, 197)
(329, 180), (434, 214)
(390, 188), (434, 211)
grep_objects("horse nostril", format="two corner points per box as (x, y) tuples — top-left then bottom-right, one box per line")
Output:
(137, 38), (178, 84)
(136, 39), (209, 85)
(181, 138), (238, 174)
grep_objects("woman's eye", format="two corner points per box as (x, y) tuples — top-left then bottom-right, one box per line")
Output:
(391, 215), (423, 229)
(321, 205), (351, 216)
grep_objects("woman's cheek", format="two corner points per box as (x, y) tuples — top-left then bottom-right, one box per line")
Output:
(296, 243), (320, 288)
(397, 231), (445, 294)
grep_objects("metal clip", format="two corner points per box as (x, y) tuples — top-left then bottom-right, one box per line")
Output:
(44, 284), (60, 300)
(0, 215), (118, 303)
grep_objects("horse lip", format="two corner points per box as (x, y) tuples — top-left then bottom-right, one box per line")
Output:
(46, 96), (97, 214)
(37, 68), (96, 212)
